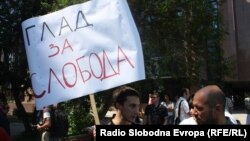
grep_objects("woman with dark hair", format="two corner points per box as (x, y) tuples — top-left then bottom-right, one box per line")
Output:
(162, 94), (175, 124)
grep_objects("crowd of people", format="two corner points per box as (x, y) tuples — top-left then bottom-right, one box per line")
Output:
(86, 84), (245, 140)
(1, 84), (248, 141)
(97, 84), (244, 126)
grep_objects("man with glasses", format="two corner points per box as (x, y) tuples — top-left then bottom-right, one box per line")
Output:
(143, 90), (168, 125)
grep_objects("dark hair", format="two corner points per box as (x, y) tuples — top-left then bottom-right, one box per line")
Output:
(152, 90), (160, 97)
(179, 88), (189, 96)
(164, 93), (170, 97)
(112, 86), (140, 108)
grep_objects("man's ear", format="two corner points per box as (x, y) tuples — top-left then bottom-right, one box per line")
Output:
(214, 104), (223, 112)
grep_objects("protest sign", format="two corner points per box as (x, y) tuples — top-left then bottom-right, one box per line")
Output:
(22, 0), (145, 110)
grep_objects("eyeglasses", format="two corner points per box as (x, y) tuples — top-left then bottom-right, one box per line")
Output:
(150, 96), (157, 99)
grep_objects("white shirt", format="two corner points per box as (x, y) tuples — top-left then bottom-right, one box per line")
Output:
(179, 111), (238, 125)
(179, 117), (197, 125)
(175, 97), (190, 121)
(43, 111), (50, 119)
(161, 101), (174, 116)
(224, 111), (237, 124)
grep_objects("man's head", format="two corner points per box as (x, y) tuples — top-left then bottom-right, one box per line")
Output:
(164, 94), (170, 102)
(192, 85), (225, 124)
(112, 86), (140, 124)
(180, 88), (191, 100)
(150, 90), (160, 105)
(148, 93), (153, 104)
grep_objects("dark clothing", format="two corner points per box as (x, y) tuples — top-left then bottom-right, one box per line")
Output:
(167, 115), (174, 125)
(145, 103), (168, 125)
(0, 110), (10, 135)
(0, 127), (11, 141)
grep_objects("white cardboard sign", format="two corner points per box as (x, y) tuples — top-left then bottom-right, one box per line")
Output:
(22, 0), (145, 110)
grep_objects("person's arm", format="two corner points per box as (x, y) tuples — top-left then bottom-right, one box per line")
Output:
(37, 117), (51, 129)
(37, 117), (51, 130)
(184, 101), (191, 115)
(167, 102), (175, 112)
(162, 107), (169, 125)
(163, 116), (168, 125)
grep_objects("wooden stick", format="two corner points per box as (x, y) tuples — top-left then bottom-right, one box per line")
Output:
(89, 93), (100, 125)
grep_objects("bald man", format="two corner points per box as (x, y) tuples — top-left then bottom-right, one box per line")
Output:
(192, 85), (236, 125)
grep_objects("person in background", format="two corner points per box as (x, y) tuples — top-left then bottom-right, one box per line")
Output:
(161, 94), (175, 124)
(225, 96), (234, 114)
(144, 90), (168, 125)
(174, 88), (191, 124)
(26, 87), (34, 102)
(192, 85), (237, 125)
(36, 106), (52, 141)
(50, 103), (69, 141)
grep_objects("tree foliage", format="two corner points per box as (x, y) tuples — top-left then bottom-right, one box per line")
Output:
(129, 0), (229, 86)
(0, 0), (232, 134)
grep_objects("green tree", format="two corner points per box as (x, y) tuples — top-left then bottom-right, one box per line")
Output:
(0, 0), (232, 135)
(0, 0), (33, 132)
(129, 0), (229, 87)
